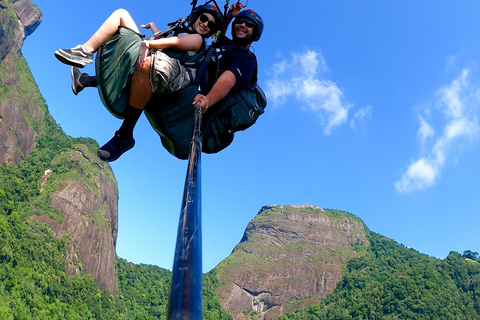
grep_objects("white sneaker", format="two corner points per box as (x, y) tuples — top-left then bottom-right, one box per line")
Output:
(55, 45), (93, 67)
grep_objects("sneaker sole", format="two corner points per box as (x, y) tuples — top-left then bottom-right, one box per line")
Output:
(59, 48), (93, 64)
(70, 67), (79, 95)
(97, 142), (135, 162)
(55, 51), (85, 68)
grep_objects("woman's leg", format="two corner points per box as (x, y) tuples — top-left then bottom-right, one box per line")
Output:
(116, 57), (152, 137)
(97, 57), (152, 162)
(129, 56), (153, 109)
(55, 9), (140, 68)
(83, 8), (140, 53)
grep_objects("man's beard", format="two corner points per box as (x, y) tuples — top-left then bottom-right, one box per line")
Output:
(231, 31), (252, 47)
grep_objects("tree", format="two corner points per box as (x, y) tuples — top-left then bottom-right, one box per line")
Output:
(463, 250), (479, 260)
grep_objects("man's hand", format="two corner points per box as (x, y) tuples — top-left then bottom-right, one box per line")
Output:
(192, 94), (211, 114)
(192, 71), (237, 113)
(228, 2), (244, 19)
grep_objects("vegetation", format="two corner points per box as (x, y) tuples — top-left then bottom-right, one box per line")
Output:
(0, 209), (228, 319)
(0, 93), (231, 319)
(279, 231), (480, 319)
(0, 42), (230, 319)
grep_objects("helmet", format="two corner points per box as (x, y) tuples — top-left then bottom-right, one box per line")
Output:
(234, 9), (264, 42)
(189, 3), (223, 35)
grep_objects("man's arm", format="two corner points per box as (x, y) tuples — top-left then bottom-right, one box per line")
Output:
(192, 70), (236, 113)
(222, 2), (243, 35)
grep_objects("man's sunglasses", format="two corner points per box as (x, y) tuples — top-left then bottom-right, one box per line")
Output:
(234, 17), (255, 29)
(199, 14), (216, 30)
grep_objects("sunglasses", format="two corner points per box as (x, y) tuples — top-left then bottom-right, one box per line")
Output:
(199, 13), (216, 30)
(234, 17), (255, 29)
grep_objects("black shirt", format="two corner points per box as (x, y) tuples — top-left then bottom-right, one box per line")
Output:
(206, 36), (257, 92)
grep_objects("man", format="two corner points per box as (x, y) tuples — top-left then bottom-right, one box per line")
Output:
(192, 9), (263, 113)
(102, 8), (264, 161)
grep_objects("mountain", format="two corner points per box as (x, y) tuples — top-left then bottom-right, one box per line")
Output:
(214, 205), (369, 319)
(211, 204), (480, 320)
(0, 0), (42, 165)
(0, 0), (118, 294)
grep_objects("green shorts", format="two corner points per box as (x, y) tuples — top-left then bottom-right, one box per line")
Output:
(150, 50), (193, 95)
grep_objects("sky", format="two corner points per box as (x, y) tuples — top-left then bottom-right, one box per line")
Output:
(22, 0), (480, 272)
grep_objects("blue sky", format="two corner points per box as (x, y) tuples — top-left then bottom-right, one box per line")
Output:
(23, 0), (480, 272)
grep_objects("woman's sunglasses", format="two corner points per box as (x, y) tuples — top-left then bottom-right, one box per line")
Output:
(199, 14), (216, 30)
(234, 17), (255, 29)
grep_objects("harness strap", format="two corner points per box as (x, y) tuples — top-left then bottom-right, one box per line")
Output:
(191, 45), (217, 90)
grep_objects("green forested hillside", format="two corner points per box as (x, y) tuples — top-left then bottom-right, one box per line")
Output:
(0, 138), (229, 319)
(0, 48), (230, 319)
(0, 209), (228, 319)
(2, 126), (479, 319)
(280, 231), (480, 320)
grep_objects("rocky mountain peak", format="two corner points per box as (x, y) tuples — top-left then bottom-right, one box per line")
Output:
(214, 205), (370, 320)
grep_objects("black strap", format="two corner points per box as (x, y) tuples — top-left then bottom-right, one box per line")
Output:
(191, 45), (217, 90)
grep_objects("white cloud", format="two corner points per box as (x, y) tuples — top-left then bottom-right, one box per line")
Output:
(350, 105), (373, 129)
(395, 158), (438, 193)
(265, 50), (360, 135)
(395, 69), (480, 193)
(417, 116), (434, 145)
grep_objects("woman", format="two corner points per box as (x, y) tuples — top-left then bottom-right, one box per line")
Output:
(54, 4), (223, 162)
(55, 5), (222, 69)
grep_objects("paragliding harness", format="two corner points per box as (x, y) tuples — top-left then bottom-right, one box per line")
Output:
(145, 0), (267, 154)
(194, 43), (267, 153)
(182, 0), (266, 153)
(95, 0), (265, 154)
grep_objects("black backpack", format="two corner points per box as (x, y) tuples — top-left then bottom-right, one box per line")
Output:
(200, 46), (267, 154)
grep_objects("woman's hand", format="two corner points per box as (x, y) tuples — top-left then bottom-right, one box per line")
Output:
(137, 41), (150, 66)
(140, 22), (159, 34)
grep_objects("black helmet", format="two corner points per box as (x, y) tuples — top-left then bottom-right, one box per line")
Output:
(234, 9), (264, 42)
(188, 3), (223, 36)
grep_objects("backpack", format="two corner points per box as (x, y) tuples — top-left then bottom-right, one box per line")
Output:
(200, 43), (267, 154)
(202, 80), (267, 154)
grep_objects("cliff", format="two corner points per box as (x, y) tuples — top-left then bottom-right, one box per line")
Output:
(0, 0), (119, 294)
(214, 205), (370, 320)
(0, 0), (42, 165)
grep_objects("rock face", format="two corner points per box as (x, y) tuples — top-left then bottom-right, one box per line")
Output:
(0, 0), (42, 165)
(214, 205), (370, 320)
(0, 0), (119, 294)
(12, 0), (42, 38)
(31, 146), (119, 293)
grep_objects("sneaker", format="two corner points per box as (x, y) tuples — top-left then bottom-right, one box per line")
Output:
(54, 45), (93, 68)
(97, 131), (135, 162)
(70, 67), (84, 95)
(60, 45), (93, 64)
(55, 50), (86, 68)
